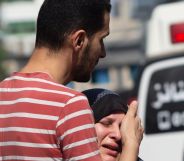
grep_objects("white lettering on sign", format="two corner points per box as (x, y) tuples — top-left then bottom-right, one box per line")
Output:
(157, 110), (184, 131)
(152, 81), (184, 109)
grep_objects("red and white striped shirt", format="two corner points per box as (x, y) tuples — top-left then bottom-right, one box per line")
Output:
(0, 72), (101, 161)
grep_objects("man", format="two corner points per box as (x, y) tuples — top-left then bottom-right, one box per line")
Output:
(0, 0), (111, 160)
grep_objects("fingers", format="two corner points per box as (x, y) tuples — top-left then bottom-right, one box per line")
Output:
(127, 100), (138, 117)
(135, 116), (143, 130)
(135, 116), (141, 128)
(139, 126), (144, 142)
(127, 101), (144, 143)
(136, 116), (144, 142)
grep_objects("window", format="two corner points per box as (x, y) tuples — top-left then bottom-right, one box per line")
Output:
(5, 21), (35, 34)
(66, 82), (74, 89)
(91, 69), (109, 84)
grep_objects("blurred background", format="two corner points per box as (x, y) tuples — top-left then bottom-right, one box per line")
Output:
(1, 1), (184, 160)
(0, 0), (181, 94)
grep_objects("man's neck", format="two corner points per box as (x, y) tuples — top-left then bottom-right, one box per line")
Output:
(20, 47), (72, 84)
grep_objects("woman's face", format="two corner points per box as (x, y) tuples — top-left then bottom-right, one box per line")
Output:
(95, 113), (125, 161)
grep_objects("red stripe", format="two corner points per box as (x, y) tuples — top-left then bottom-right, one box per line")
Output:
(0, 104), (61, 116)
(0, 117), (56, 129)
(0, 132), (56, 144)
(0, 146), (62, 158)
(0, 72), (100, 160)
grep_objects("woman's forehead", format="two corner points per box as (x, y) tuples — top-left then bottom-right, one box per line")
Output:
(101, 112), (125, 120)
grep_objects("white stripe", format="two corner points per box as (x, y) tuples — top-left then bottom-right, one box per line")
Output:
(63, 137), (97, 150)
(0, 141), (57, 148)
(5, 75), (70, 90)
(0, 112), (58, 120)
(56, 109), (92, 127)
(59, 124), (94, 140)
(0, 98), (65, 107)
(66, 150), (100, 161)
(66, 96), (87, 105)
(0, 127), (55, 135)
(0, 87), (74, 96)
(0, 156), (63, 161)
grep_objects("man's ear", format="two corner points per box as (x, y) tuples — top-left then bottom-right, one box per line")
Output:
(71, 30), (87, 52)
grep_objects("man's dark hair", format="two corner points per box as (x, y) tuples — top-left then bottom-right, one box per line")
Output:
(35, 0), (111, 51)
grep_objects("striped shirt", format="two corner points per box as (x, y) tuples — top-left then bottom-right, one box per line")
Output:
(0, 72), (101, 161)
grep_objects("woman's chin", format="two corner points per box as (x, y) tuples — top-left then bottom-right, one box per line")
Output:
(100, 153), (117, 161)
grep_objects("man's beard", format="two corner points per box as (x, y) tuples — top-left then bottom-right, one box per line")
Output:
(72, 43), (92, 82)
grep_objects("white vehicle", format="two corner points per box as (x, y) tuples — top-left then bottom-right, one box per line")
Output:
(138, 2), (184, 161)
(146, 1), (184, 59)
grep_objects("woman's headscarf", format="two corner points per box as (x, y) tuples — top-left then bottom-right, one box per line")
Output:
(82, 88), (128, 123)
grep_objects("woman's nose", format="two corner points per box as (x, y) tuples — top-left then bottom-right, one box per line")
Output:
(109, 126), (121, 141)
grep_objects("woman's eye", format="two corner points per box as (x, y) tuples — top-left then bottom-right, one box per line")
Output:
(101, 120), (112, 126)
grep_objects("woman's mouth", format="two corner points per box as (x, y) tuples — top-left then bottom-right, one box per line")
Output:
(102, 144), (120, 157)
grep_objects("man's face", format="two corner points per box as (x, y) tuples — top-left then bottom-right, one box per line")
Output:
(73, 11), (110, 82)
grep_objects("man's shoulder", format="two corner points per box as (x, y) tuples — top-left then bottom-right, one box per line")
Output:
(62, 86), (87, 100)
(62, 86), (83, 96)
